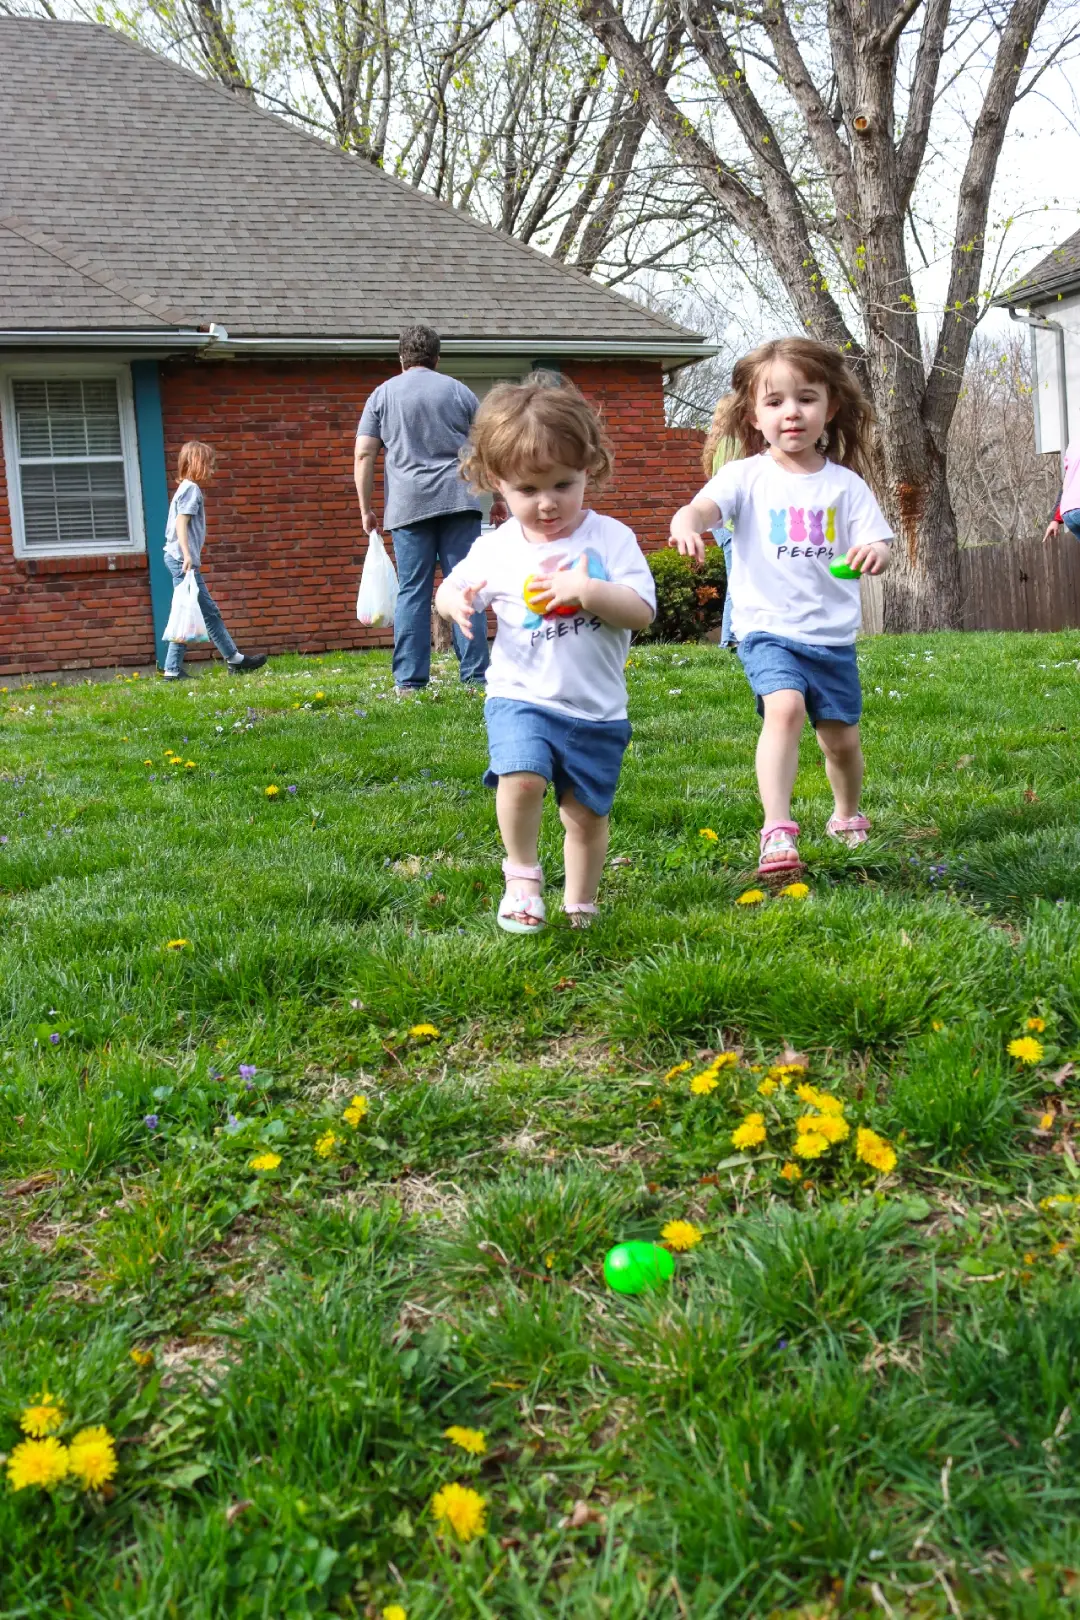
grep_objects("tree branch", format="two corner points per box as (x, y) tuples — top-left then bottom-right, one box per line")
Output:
(896, 0), (950, 205)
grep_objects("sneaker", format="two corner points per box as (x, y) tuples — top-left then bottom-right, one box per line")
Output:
(230, 654), (267, 673)
(161, 670), (190, 680)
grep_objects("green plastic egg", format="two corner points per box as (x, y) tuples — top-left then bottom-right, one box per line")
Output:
(603, 1241), (675, 1295)
(829, 554), (862, 580)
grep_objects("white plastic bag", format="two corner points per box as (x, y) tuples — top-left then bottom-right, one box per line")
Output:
(356, 529), (398, 628)
(163, 570), (209, 644)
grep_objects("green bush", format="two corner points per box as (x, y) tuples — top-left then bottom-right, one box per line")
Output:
(638, 545), (727, 641)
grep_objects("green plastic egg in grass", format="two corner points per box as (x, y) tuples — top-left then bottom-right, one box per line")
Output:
(603, 1241), (675, 1295)
(829, 554), (862, 580)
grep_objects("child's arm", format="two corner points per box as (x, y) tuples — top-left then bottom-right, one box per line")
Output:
(435, 577), (487, 640)
(174, 513), (194, 574)
(537, 557), (654, 629)
(668, 496), (722, 563)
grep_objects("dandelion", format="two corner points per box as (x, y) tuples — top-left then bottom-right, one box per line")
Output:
(1027, 1017), (1046, 1032)
(431, 1481), (487, 1542)
(1040, 1194), (1077, 1210)
(793, 1130), (830, 1160)
(383, 1608), (407, 1620)
(757, 1078), (778, 1097)
(931, 1020), (944, 1031)
(855, 1127), (898, 1174)
(6, 1437), (69, 1491)
(143, 758), (153, 766)
(797, 1111), (849, 1145)
(768, 1062), (807, 1084)
(314, 691), (325, 700)
(779, 1162), (802, 1182)
(408, 1023), (440, 1040)
(342, 1095), (369, 1127)
(265, 785), (280, 798)
(736, 888), (766, 906)
(315, 1130), (338, 1158)
(184, 761), (197, 770)
(711, 1052), (739, 1070)
(67, 1426), (118, 1491)
(1039, 1111), (1055, 1131)
(690, 1072), (719, 1096)
(664, 1061), (692, 1082)
(662, 1219), (703, 1251)
(444, 1425), (487, 1456)
(165, 938), (189, 950)
(1008, 1036), (1044, 1065)
(795, 1083), (821, 1106)
(1052, 1240), (1069, 1256)
(731, 1113), (767, 1150)
(249, 1151), (281, 1172)
(20, 1391), (64, 1438)
(779, 881), (810, 899)
(814, 1093), (845, 1117)
(699, 828), (719, 842)
(130, 1348), (154, 1369)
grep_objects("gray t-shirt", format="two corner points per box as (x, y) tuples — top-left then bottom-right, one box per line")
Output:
(164, 479), (207, 566)
(357, 367), (481, 530)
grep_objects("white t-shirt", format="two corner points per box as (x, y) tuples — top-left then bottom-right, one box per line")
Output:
(700, 455), (893, 645)
(444, 510), (656, 722)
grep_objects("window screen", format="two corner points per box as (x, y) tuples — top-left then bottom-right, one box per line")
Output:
(12, 378), (132, 552)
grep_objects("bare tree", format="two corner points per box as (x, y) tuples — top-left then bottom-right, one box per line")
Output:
(559, 0), (1080, 629)
(948, 335), (1060, 548)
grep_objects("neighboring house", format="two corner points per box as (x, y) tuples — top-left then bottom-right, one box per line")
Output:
(0, 20), (713, 676)
(995, 230), (1080, 468)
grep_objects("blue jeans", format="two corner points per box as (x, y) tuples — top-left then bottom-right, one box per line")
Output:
(163, 553), (239, 673)
(718, 530), (735, 647)
(1063, 509), (1080, 540)
(391, 511), (488, 687)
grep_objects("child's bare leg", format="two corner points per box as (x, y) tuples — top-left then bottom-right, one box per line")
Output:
(495, 772), (547, 926)
(815, 721), (864, 819)
(756, 690), (807, 823)
(559, 791), (609, 906)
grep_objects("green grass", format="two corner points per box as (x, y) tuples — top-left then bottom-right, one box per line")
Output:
(2, 633), (1080, 1617)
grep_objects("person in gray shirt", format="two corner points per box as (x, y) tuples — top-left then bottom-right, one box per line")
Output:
(355, 324), (491, 691)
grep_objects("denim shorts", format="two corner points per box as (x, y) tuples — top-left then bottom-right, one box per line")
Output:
(738, 632), (862, 726)
(1063, 509), (1080, 540)
(483, 698), (631, 816)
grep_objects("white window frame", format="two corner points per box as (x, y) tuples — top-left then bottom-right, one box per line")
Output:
(0, 360), (146, 559)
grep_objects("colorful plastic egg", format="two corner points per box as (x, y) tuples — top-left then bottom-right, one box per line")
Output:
(524, 571), (577, 617)
(829, 554), (862, 580)
(603, 1241), (675, 1295)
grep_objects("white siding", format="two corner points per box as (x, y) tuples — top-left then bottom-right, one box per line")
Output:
(1028, 293), (1080, 455)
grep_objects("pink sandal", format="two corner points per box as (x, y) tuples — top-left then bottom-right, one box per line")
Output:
(564, 902), (599, 929)
(757, 821), (803, 876)
(826, 813), (871, 847)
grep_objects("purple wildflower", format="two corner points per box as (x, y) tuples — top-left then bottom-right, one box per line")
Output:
(238, 1064), (257, 1080)
(144, 1114), (159, 1130)
(49, 1032), (60, 1045)
(0, 835), (7, 845)
(287, 785), (298, 794)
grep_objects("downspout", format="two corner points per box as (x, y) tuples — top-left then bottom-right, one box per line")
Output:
(1008, 306), (1068, 482)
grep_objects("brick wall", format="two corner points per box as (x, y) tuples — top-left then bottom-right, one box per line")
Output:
(0, 355), (704, 674)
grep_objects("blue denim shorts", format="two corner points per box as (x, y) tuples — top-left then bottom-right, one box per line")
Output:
(483, 698), (631, 816)
(738, 632), (862, 726)
(1062, 509), (1080, 540)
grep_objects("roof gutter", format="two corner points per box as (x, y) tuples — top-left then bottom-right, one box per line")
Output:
(1008, 307), (1068, 480)
(0, 329), (211, 348)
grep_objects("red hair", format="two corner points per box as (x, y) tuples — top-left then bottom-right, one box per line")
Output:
(177, 440), (216, 484)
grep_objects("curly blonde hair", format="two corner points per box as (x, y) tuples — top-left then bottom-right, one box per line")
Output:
(709, 338), (874, 480)
(461, 373), (613, 491)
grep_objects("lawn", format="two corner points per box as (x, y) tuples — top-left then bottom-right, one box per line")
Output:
(2, 633), (1080, 1619)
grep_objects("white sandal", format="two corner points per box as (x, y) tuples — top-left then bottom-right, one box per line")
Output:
(564, 902), (599, 929)
(497, 860), (546, 934)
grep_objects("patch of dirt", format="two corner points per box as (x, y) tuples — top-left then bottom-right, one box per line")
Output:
(157, 1336), (235, 1391)
(341, 1173), (468, 1224)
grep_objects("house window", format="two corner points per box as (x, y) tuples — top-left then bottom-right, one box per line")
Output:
(0, 367), (146, 558)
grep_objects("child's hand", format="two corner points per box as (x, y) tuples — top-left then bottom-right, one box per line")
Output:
(846, 540), (892, 575)
(533, 555), (589, 612)
(1044, 520), (1062, 544)
(668, 509), (708, 562)
(447, 581), (486, 639)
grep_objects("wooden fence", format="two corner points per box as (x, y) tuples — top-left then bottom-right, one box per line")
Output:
(859, 535), (1080, 633)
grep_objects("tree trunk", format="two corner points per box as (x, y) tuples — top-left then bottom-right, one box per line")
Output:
(877, 429), (963, 632)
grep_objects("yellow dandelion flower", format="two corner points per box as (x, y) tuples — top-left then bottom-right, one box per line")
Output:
(184, 760), (197, 770)
(383, 1607), (407, 1620)
(342, 1095), (369, 1127)
(711, 1052), (739, 1069)
(1008, 1036), (1044, 1065)
(662, 1219), (703, 1251)
(443, 1425), (487, 1456)
(130, 1347), (154, 1369)
(699, 828), (718, 842)
(813, 1093), (845, 1117)
(795, 1082), (821, 1106)
(1052, 1240), (1069, 1255)
(779, 1162), (803, 1182)
(855, 1126), (898, 1174)
(265, 784), (280, 798)
(647, 1095), (663, 1109)
(779, 881), (810, 899)
(797, 1111), (849, 1145)
(736, 888), (766, 906)
(165, 938), (190, 951)
(408, 1022), (440, 1040)
(6, 1436), (69, 1491)
(431, 1481), (486, 1542)
(1040, 1194), (1077, 1210)
(1039, 1111), (1055, 1131)
(1027, 1016), (1046, 1032)
(931, 1020), (944, 1032)
(170, 756), (184, 766)
(315, 1130), (338, 1158)
(67, 1426), (118, 1491)
(731, 1113), (767, 1150)
(314, 691), (325, 700)
(1023, 1251), (1036, 1264)
(249, 1151), (281, 1172)
(769, 1062), (807, 1084)
(757, 1078), (778, 1097)
(664, 1061), (691, 1082)
(19, 1392), (64, 1438)
(143, 758), (153, 767)
(793, 1130), (830, 1160)
(690, 1072), (720, 1095)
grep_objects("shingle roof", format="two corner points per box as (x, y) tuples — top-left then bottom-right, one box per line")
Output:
(0, 19), (703, 354)
(995, 227), (1080, 308)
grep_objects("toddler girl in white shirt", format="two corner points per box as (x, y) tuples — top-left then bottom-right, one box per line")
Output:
(436, 376), (656, 933)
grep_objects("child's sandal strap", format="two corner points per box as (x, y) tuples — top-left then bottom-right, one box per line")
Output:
(502, 859), (543, 884)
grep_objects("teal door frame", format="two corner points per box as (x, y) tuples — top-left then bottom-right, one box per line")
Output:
(130, 360), (172, 666)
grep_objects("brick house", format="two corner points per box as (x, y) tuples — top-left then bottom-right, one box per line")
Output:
(0, 20), (712, 676)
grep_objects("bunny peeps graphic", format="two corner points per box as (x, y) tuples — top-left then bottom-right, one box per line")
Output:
(523, 548), (608, 627)
(769, 509), (787, 546)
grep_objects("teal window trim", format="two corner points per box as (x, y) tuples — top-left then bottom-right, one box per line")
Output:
(130, 360), (172, 665)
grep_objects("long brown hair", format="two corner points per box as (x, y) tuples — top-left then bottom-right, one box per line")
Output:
(177, 440), (216, 484)
(709, 338), (874, 480)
